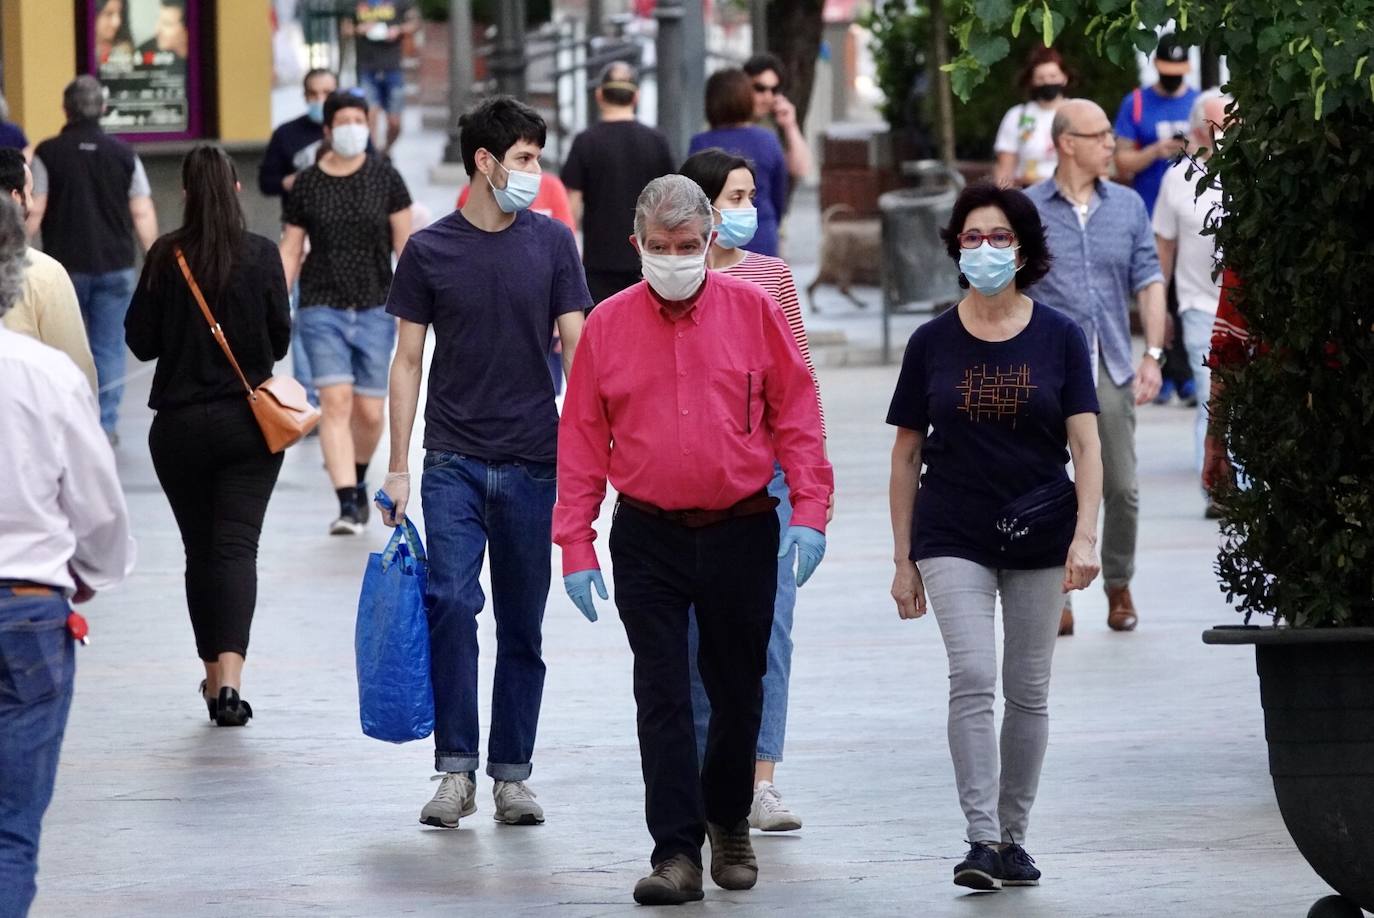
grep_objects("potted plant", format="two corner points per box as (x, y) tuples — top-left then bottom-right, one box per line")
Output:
(947, 3), (1374, 916)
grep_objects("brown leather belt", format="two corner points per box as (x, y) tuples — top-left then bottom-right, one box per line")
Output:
(618, 489), (779, 529)
(0, 580), (59, 596)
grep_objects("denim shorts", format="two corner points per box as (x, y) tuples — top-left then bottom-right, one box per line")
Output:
(296, 305), (395, 398)
(360, 68), (406, 114)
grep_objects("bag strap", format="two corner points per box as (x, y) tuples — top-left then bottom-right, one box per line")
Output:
(1132, 88), (1143, 126)
(380, 519), (426, 574)
(175, 247), (254, 399)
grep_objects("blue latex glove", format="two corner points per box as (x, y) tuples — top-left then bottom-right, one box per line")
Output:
(779, 526), (826, 588)
(564, 569), (608, 622)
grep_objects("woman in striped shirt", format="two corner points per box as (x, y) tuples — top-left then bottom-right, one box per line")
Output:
(678, 147), (827, 833)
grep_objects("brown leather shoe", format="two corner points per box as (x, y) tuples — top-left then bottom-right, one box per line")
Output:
(1058, 606), (1074, 636)
(707, 820), (759, 890)
(1106, 584), (1138, 631)
(633, 853), (704, 905)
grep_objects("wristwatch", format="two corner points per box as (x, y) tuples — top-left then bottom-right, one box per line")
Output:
(1145, 346), (1166, 364)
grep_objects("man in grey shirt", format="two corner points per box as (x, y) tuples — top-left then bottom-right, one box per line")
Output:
(1025, 98), (1165, 636)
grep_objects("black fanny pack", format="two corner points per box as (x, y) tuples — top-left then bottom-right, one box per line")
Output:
(990, 477), (1078, 562)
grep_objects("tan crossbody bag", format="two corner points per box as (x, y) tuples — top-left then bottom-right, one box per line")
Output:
(176, 248), (320, 453)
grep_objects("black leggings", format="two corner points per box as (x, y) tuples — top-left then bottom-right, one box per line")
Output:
(150, 399), (283, 661)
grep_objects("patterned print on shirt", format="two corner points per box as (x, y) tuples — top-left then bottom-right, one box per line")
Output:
(957, 363), (1037, 426)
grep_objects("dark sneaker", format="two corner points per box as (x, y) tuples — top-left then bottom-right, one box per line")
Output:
(355, 484), (370, 524)
(998, 843), (1041, 886)
(706, 820), (758, 890)
(953, 842), (1000, 891)
(633, 853), (704, 906)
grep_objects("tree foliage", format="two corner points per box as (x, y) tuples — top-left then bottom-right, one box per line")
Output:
(949, 0), (1374, 627)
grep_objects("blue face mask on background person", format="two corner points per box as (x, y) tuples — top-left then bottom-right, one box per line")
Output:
(958, 242), (1021, 295)
(306, 101), (325, 124)
(487, 159), (541, 214)
(712, 205), (758, 250)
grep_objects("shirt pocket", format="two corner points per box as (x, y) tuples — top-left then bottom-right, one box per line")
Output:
(710, 368), (766, 436)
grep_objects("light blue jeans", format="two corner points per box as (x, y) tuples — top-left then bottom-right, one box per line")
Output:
(687, 463), (795, 763)
(1179, 309), (1214, 481)
(70, 268), (136, 433)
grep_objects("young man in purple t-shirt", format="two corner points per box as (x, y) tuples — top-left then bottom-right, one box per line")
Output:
(378, 96), (591, 830)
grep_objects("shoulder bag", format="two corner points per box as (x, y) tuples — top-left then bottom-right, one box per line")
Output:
(175, 248), (320, 453)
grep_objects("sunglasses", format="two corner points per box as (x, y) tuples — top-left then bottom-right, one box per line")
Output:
(957, 230), (1017, 249)
(752, 83), (779, 95)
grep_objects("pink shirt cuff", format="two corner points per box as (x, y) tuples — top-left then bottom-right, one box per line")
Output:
(789, 501), (829, 534)
(560, 541), (601, 577)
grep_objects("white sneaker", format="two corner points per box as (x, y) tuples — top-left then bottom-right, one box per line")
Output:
(329, 512), (365, 536)
(493, 780), (545, 825)
(748, 781), (802, 832)
(419, 773), (476, 828)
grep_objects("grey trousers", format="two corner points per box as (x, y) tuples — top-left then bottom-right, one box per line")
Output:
(1096, 358), (1138, 587)
(917, 557), (1066, 844)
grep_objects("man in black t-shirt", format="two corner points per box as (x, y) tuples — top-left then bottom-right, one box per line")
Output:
(562, 63), (676, 305)
(342, 0), (419, 155)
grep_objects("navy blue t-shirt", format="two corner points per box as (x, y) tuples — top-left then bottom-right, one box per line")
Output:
(386, 208), (592, 463)
(886, 302), (1099, 569)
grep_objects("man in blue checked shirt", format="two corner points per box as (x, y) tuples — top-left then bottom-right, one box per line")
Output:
(1025, 98), (1166, 638)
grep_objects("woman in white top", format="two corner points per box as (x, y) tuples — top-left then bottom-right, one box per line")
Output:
(992, 48), (1072, 188)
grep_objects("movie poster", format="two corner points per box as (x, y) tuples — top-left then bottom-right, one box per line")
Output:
(88, 0), (201, 140)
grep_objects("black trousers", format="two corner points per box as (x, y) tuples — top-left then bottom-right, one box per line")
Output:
(584, 268), (642, 307)
(149, 399), (283, 661)
(609, 502), (779, 866)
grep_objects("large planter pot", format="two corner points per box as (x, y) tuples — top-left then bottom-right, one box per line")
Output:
(1203, 626), (1374, 917)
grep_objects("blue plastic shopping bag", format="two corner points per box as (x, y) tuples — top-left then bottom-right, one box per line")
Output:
(355, 493), (435, 742)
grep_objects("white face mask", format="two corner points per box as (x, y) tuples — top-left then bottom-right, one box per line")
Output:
(640, 248), (707, 302)
(330, 123), (369, 158)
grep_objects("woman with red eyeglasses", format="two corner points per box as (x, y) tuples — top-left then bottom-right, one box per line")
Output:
(886, 180), (1103, 892)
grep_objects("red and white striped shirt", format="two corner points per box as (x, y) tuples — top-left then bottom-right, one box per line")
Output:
(722, 251), (826, 436)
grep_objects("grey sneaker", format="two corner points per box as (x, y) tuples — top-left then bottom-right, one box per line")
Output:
(706, 820), (758, 890)
(748, 781), (802, 832)
(492, 780), (544, 825)
(633, 853), (705, 906)
(419, 773), (476, 828)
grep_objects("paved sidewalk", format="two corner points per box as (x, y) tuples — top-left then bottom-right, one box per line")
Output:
(31, 354), (1328, 917)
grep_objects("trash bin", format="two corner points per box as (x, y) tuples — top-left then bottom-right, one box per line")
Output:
(879, 161), (966, 362)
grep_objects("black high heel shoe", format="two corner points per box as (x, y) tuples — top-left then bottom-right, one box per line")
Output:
(198, 680), (215, 722)
(215, 687), (253, 727)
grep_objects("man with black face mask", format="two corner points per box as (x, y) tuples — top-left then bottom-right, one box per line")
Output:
(1112, 33), (1199, 216)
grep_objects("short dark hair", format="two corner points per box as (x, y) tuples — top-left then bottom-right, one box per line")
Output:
(458, 95), (547, 177)
(679, 147), (754, 204)
(598, 62), (638, 107)
(704, 69), (755, 128)
(0, 148), (26, 197)
(323, 89), (367, 127)
(743, 53), (786, 88)
(940, 180), (1053, 290)
(303, 68), (337, 94)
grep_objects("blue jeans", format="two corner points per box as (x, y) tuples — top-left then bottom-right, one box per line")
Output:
(360, 68), (406, 115)
(296, 305), (395, 398)
(687, 463), (796, 763)
(289, 281), (319, 408)
(70, 268), (136, 433)
(1180, 308), (1214, 482)
(421, 451), (556, 779)
(0, 590), (75, 918)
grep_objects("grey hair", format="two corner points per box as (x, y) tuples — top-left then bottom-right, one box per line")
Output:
(633, 174), (712, 243)
(1190, 88), (1231, 134)
(0, 200), (28, 319)
(1050, 103), (1077, 146)
(63, 76), (105, 123)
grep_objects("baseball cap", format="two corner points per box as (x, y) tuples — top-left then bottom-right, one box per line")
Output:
(1155, 33), (1191, 75)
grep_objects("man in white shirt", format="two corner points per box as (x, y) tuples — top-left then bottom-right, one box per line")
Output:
(0, 199), (134, 918)
(1153, 89), (1230, 515)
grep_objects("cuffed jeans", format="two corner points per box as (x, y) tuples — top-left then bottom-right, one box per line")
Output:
(687, 463), (794, 763)
(1097, 357), (1138, 587)
(611, 502), (778, 867)
(1180, 309), (1214, 482)
(917, 557), (1065, 845)
(421, 451), (555, 780)
(0, 590), (75, 918)
(70, 268), (136, 433)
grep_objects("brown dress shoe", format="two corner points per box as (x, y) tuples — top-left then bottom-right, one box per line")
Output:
(633, 853), (704, 905)
(1058, 606), (1074, 636)
(1106, 584), (1138, 631)
(707, 820), (759, 890)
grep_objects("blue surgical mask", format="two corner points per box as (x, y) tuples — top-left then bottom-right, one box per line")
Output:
(306, 101), (325, 124)
(958, 241), (1021, 295)
(712, 205), (757, 250)
(488, 160), (541, 214)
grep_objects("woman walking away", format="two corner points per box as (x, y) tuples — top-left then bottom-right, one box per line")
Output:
(679, 147), (828, 833)
(279, 89), (412, 535)
(126, 145), (291, 726)
(991, 47), (1072, 188)
(886, 181), (1102, 890)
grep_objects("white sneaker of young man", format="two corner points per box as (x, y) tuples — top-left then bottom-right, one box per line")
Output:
(748, 781), (802, 832)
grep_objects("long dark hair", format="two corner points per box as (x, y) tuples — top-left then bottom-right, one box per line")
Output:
(154, 145), (246, 297)
(679, 147), (754, 203)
